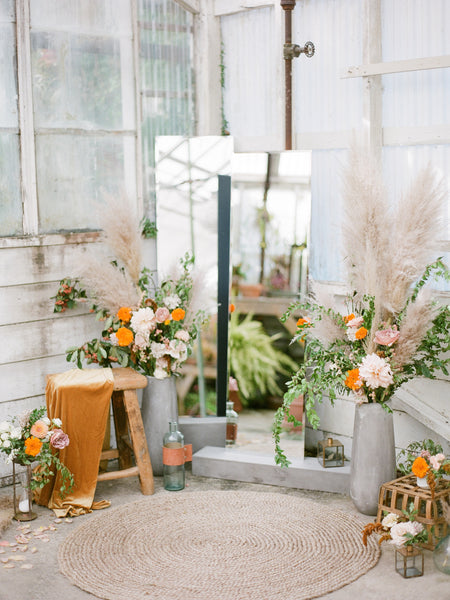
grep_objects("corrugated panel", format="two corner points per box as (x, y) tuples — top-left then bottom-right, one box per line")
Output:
(221, 7), (281, 140)
(309, 148), (347, 282)
(293, 0), (363, 133)
(139, 0), (195, 215)
(382, 0), (450, 128)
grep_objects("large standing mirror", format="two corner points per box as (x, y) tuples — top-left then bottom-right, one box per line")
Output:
(155, 136), (311, 462)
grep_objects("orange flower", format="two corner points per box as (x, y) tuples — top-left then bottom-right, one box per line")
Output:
(116, 327), (134, 347)
(345, 369), (362, 390)
(412, 456), (430, 479)
(24, 436), (43, 457)
(229, 303), (235, 313)
(343, 313), (355, 324)
(117, 307), (132, 323)
(171, 308), (185, 322)
(296, 318), (310, 327)
(355, 327), (368, 340)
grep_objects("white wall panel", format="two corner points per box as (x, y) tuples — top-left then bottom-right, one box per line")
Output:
(293, 0), (363, 135)
(221, 7), (282, 146)
(382, 0), (449, 129)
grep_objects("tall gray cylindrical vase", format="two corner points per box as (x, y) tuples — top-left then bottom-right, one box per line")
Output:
(350, 402), (396, 516)
(141, 376), (178, 476)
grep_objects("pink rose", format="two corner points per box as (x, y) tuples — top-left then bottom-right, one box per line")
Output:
(30, 420), (49, 439)
(429, 453), (445, 470)
(175, 330), (190, 343)
(50, 429), (70, 450)
(346, 316), (364, 328)
(374, 328), (400, 347)
(155, 307), (170, 323)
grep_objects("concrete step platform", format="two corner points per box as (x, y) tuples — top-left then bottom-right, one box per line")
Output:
(193, 445), (350, 493)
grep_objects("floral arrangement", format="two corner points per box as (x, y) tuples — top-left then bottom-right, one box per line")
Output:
(362, 503), (429, 548)
(53, 197), (209, 379)
(273, 146), (449, 466)
(0, 407), (73, 496)
(411, 452), (449, 497)
(396, 438), (445, 475)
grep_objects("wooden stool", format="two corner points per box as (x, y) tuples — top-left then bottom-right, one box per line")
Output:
(97, 368), (154, 495)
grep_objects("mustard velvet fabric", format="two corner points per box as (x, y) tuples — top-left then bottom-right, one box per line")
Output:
(35, 368), (114, 517)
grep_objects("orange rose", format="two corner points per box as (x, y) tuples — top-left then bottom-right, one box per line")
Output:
(355, 327), (368, 340)
(344, 369), (362, 390)
(24, 436), (43, 457)
(116, 327), (134, 346)
(343, 313), (355, 324)
(171, 308), (185, 322)
(117, 307), (132, 323)
(30, 420), (49, 439)
(411, 456), (429, 479)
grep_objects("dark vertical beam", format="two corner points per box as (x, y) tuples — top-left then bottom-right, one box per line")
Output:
(281, 0), (296, 150)
(216, 174), (231, 417)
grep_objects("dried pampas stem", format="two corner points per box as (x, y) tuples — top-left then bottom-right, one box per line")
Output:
(99, 193), (142, 284)
(78, 255), (142, 315)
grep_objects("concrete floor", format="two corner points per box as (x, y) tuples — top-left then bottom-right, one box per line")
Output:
(0, 411), (448, 600)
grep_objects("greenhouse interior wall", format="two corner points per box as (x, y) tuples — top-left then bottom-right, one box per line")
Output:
(0, 0), (449, 485)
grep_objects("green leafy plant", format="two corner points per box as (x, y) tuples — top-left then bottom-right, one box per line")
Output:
(52, 278), (88, 313)
(141, 217), (158, 239)
(228, 311), (297, 405)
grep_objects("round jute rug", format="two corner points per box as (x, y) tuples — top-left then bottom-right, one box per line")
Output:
(58, 490), (380, 600)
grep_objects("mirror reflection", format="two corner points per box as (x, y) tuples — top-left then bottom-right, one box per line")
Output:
(155, 137), (311, 460)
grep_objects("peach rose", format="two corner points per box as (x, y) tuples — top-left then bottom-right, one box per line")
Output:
(30, 420), (49, 439)
(374, 328), (400, 347)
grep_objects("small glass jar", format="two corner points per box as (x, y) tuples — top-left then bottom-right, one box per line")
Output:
(163, 421), (185, 491)
(317, 437), (344, 468)
(13, 462), (37, 522)
(394, 544), (424, 578)
(225, 400), (238, 447)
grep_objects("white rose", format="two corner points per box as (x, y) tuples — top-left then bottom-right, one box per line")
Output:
(1, 432), (9, 441)
(163, 294), (181, 310)
(42, 417), (51, 426)
(154, 366), (169, 379)
(10, 427), (22, 440)
(2, 440), (11, 448)
(52, 418), (62, 427)
(381, 513), (399, 529)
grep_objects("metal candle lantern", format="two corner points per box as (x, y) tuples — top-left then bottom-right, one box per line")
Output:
(317, 437), (344, 468)
(395, 545), (424, 578)
(12, 461), (37, 522)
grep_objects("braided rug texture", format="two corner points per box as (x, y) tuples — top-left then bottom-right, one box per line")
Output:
(58, 490), (380, 600)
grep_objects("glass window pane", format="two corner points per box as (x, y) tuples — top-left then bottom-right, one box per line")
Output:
(30, 0), (131, 36)
(0, 0), (14, 22)
(0, 134), (22, 236)
(0, 23), (18, 128)
(31, 32), (134, 131)
(36, 134), (136, 232)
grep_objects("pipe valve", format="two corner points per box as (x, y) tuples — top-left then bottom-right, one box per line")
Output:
(283, 41), (315, 60)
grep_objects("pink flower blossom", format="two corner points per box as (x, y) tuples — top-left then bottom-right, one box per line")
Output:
(155, 307), (170, 323)
(175, 330), (190, 343)
(389, 521), (424, 547)
(420, 450), (431, 460)
(429, 453), (445, 470)
(374, 328), (400, 347)
(50, 429), (70, 449)
(346, 316), (364, 329)
(359, 353), (394, 389)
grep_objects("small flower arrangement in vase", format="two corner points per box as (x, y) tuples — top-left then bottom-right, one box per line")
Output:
(0, 408), (73, 518)
(363, 503), (429, 578)
(411, 452), (449, 495)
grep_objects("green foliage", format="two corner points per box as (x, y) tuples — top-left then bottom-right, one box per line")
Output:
(228, 312), (297, 406)
(397, 439), (444, 475)
(141, 217), (158, 239)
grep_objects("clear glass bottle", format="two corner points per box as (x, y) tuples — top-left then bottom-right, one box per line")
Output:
(226, 400), (238, 447)
(163, 421), (185, 491)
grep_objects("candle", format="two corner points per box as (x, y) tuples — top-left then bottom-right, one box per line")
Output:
(19, 498), (31, 513)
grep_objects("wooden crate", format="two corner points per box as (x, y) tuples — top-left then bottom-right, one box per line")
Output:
(377, 474), (450, 550)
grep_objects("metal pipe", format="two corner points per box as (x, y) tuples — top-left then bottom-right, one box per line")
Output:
(281, 0), (296, 150)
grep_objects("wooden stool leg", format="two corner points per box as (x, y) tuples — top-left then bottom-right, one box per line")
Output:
(112, 391), (133, 470)
(122, 389), (154, 495)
